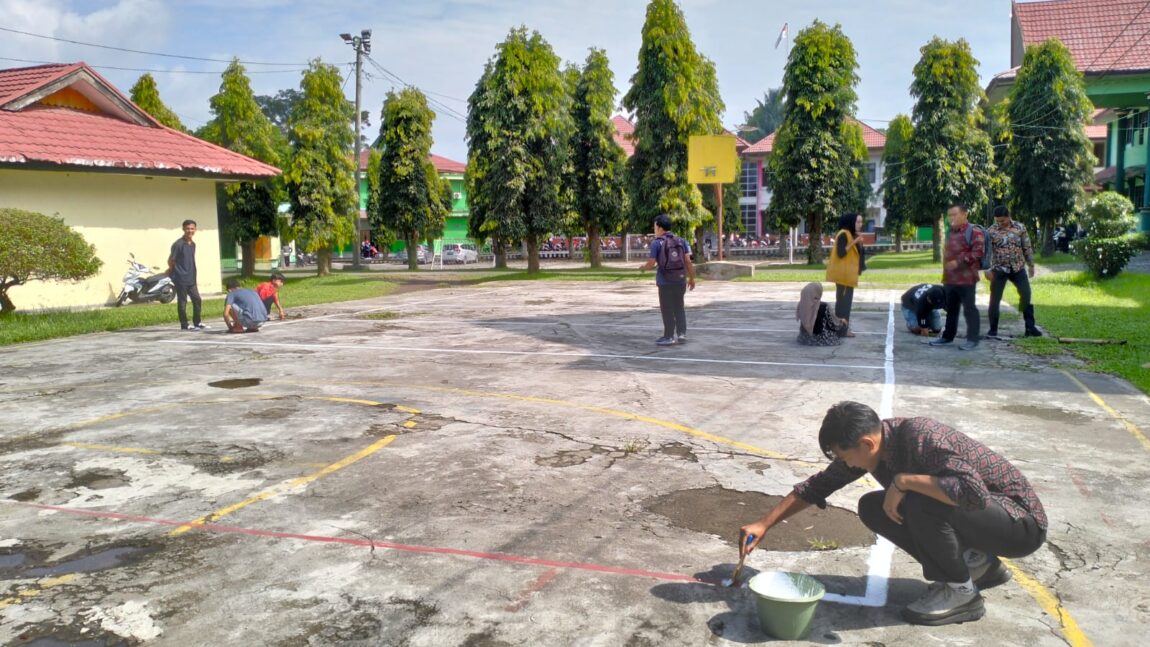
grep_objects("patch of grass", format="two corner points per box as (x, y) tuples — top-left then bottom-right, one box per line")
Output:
(622, 440), (645, 455)
(807, 537), (839, 551)
(357, 311), (402, 320)
(0, 273), (397, 346)
(1016, 270), (1150, 394)
(475, 267), (645, 283)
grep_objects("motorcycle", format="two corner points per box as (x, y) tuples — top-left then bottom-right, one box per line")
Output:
(115, 254), (176, 306)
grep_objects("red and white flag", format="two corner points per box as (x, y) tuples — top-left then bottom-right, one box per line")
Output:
(774, 22), (788, 49)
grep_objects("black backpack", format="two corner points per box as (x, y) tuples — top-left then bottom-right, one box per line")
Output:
(958, 224), (993, 271)
(659, 234), (687, 280)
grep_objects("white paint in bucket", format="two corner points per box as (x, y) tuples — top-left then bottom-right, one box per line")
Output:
(748, 571), (825, 603)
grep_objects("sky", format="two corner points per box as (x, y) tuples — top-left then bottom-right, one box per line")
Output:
(0, 0), (1017, 163)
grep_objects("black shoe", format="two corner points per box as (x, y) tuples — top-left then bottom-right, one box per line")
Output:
(1025, 327), (1043, 337)
(971, 556), (1013, 590)
(655, 336), (676, 346)
(928, 338), (954, 347)
(985, 330), (1000, 341)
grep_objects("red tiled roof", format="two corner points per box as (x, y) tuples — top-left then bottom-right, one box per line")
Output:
(0, 62), (279, 180)
(741, 118), (885, 155)
(356, 149), (466, 174)
(1087, 108), (1109, 139)
(611, 115), (635, 157)
(430, 153), (465, 174)
(1015, 0), (1150, 73)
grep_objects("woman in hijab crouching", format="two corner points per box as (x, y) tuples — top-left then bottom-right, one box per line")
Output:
(797, 282), (844, 346)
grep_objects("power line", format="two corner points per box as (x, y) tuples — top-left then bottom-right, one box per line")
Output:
(1081, 1), (1150, 73)
(363, 55), (467, 123)
(0, 55), (306, 75)
(0, 25), (305, 66)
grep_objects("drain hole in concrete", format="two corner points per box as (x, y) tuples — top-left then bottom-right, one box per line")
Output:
(643, 486), (873, 551)
(208, 378), (262, 389)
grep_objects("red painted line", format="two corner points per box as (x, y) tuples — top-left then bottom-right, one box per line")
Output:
(6, 501), (702, 584)
(505, 567), (561, 612)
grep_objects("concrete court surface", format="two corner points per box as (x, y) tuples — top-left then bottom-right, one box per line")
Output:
(1, 279), (1148, 647)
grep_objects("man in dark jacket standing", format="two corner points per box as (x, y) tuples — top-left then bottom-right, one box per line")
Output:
(929, 204), (983, 350)
(168, 219), (207, 331)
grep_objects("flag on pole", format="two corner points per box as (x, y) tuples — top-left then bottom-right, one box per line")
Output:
(774, 22), (788, 49)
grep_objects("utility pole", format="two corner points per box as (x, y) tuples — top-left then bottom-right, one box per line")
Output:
(341, 29), (372, 270)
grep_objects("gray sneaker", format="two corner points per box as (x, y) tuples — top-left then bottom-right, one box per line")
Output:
(959, 340), (979, 351)
(901, 583), (985, 626)
(927, 337), (953, 347)
(655, 336), (676, 346)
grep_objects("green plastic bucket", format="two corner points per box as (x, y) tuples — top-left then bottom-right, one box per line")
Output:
(747, 571), (826, 640)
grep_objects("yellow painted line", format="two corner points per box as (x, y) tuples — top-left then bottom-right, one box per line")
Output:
(1003, 559), (1092, 647)
(270, 379), (816, 465)
(63, 442), (160, 455)
(395, 405), (421, 414)
(1060, 369), (1150, 452)
(300, 396), (388, 407)
(169, 435), (397, 536)
(0, 573), (79, 611)
(403, 420), (417, 428)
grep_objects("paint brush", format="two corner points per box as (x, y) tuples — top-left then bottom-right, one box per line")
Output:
(721, 533), (755, 588)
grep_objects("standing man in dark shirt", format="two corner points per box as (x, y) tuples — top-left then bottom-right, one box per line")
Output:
(739, 401), (1047, 627)
(168, 219), (207, 331)
(986, 205), (1041, 339)
(639, 214), (696, 346)
(929, 203), (984, 350)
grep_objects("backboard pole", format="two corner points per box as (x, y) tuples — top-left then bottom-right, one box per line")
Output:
(714, 183), (724, 261)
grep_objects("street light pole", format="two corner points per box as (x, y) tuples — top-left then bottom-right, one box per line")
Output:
(341, 29), (372, 270)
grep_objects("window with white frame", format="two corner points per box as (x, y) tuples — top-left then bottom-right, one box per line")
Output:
(866, 162), (877, 185)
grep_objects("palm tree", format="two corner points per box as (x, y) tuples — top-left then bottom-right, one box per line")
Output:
(741, 88), (785, 142)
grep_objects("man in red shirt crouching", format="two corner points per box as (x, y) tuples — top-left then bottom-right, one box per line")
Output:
(256, 272), (287, 320)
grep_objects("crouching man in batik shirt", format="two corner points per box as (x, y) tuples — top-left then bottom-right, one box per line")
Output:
(738, 401), (1047, 626)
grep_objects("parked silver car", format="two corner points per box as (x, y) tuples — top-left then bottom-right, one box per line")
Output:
(395, 245), (430, 264)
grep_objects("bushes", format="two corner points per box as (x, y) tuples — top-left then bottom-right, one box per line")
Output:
(1073, 236), (1137, 278)
(1071, 193), (1140, 279)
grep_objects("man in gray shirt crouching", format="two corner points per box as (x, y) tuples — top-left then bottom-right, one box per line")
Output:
(223, 278), (269, 333)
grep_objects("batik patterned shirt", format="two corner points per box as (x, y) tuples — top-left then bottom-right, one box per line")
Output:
(988, 220), (1035, 274)
(793, 417), (1048, 530)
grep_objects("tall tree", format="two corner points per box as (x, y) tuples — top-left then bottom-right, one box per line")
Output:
(198, 59), (286, 278)
(622, 0), (724, 236)
(465, 27), (572, 273)
(283, 59), (357, 276)
(465, 62), (509, 268)
(767, 20), (860, 264)
(371, 88), (447, 270)
(741, 88), (785, 143)
(571, 48), (628, 268)
(129, 73), (187, 132)
(255, 88), (302, 138)
(1006, 39), (1095, 256)
(880, 114), (915, 252)
(878, 113), (915, 250)
(905, 37), (996, 261)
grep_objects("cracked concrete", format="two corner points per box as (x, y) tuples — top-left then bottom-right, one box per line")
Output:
(1, 281), (1147, 645)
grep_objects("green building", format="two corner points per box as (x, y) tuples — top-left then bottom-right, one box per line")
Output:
(356, 150), (470, 250)
(987, 0), (1150, 232)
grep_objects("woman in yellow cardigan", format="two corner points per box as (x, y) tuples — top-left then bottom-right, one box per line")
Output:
(825, 212), (865, 337)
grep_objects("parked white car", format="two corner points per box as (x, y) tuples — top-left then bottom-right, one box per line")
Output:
(443, 243), (479, 264)
(395, 245), (430, 264)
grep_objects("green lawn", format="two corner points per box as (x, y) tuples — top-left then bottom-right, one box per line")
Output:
(1017, 270), (1149, 394)
(0, 274), (398, 346)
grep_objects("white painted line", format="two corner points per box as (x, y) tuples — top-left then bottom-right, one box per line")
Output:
(159, 339), (886, 371)
(823, 296), (897, 608)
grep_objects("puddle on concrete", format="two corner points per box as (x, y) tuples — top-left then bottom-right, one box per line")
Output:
(1000, 404), (1092, 424)
(13, 487), (41, 501)
(23, 546), (158, 577)
(643, 486), (873, 552)
(657, 442), (698, 462)
(21, 638), (120, 647)
(461, 631), (514, 647)
(0, 552), (27, 568)
(67, 468), (129, 490)
(208, 377), (262, 389)
(243, 406), (298, 420)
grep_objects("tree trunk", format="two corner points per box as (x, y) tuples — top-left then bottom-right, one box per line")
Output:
(0, 288), (15, 314)
(588, 224), (602, 268)
(494, 240), (507, 269)
(931, 215), (943, 263)
(695, 227), (705, 262)
(1038, 219), (1056, 257)
(806, 214), (824, 264)
(240, 240), (257, 278)
(317, 247), (332, 276)
(526, 233), (540, 274)
(406, 233), (419, 271)
(894, 228), (903, 254)
(567, 234), (576, 262)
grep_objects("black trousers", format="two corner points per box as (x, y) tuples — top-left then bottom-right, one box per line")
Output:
(942, 284), (979, 342)
(175, 283), (202, 329)
(858, 491), (1046, 583)
(834, 284), (855, 322)
(987, 269), (1035, 333)
(657, 283), (687, 338)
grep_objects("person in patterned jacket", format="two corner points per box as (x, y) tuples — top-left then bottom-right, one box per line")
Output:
(739, 401), (1047, 627)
